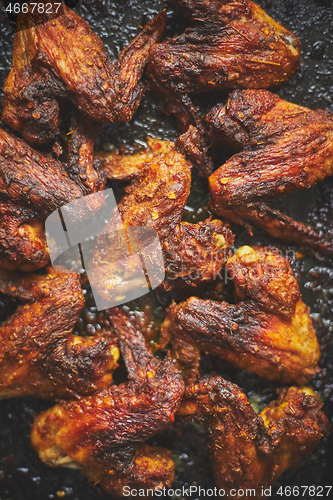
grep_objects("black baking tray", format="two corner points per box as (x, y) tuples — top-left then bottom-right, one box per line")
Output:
(0, 1), (333, 499)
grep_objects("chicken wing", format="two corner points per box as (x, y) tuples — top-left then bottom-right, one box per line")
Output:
(90, 138), (233, 304)
(160, 246), (319, 384)
(226, 245), (300, 318)
(2, 1), (165, 144)
(178, 376), (329, 498)
(148, 0), (300, 147)
(31, 308), (184, 496)
(0, 267), (119, 399)
(208, 89), (333, 255)
(0, 125), (103, 271)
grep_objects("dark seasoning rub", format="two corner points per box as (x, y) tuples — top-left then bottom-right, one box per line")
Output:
(0, 0), (333, 499)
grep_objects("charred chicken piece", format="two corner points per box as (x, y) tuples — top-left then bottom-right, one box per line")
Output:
(161, 246), (319, 384)
(91, 138), (233, 302)
(148, 0), (300, 145)
(208, 89), (333, 255)
(0, 267), (119, 400)
(2, 1), (165, 144)
(178, 376), (329, 498)
(31, 308), (185, 496)
(226, 245), (300, 318)
(0, 125), (103, 271)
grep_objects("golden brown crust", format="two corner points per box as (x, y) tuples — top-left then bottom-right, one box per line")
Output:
(162, 297), (320, 384)
(208, 89), (333, 254)
(91, 138), (233, 297)
(0, 267), (119, 399)
(226, 245), (300, 318)
(179, 377), (329, 497)
(148, 0), (300, 139)
(2, 3), (166, 143)
(31, 308), (184, 496)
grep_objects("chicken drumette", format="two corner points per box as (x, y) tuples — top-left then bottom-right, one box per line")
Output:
(0, 122), (103, 271)
(160, 246), (320, 384)
(89, 137), (234, 305)
(2, 1), (165, 144)
(179, 376), (329, 498)
(31, 308), (184, 496)
(0, 267), (119, 400)
(208, 89), (333, 255)
(148, 0), (300, 152)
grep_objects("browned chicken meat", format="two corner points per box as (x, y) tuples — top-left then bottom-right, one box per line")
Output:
(2, 1), (165, 143)
(148, 0), (300, 140)
(178, 376), (329, 498)
(160, 246), (320, 384)
(0, 123), (103, 271)
(90, 137), (233, 304)
(208, 89), (333, 255)
(0, 267), (119, 399)
(31, 308), (185, 497)
(226, 245), (301, 318)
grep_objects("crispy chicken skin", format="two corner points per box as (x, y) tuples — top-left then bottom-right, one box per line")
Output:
(91, 138), (233, 300)
(31, 308), (184, 496)
(148, 0), (300, 134)
(0, 125), (103, 271)
(0, 267), (119, 400)
(208, 89), (333, 255)
(226, 245), (300, 318)
(2, 2), (166, 143)
(161, 246), (319, 384)
(178, 377), (329, 497)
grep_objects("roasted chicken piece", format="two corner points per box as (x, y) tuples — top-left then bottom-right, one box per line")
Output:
(148, 0), (300, 144)
(31, 308), (185, 496)
(160, 246), (320, 384)
(208, 89), (333, 255)
(226, 245), (300, 318)
(178, 376), (329, 498)
(0, 123), (103, 271)
(2, 1), (165, 144)
(90, 138), (233, 304)
(0, 267), (119, 400)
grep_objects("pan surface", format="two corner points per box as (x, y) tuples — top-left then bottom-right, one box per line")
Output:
(0, 1), (333, 499)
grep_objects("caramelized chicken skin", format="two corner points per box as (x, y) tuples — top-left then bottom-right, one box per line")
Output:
(2, 1), (165, 143)
(31, 308), (185, 496)
(0, 267), (119, 399)
(91, 138), (233, 302)
(208, 89), (333, 255)
(178, 376), (329, 498)
(148, 0), (300, 135)
(161, 246), (320, 384)
(226, 245), (300, 318)
(0, 124), (103, 271)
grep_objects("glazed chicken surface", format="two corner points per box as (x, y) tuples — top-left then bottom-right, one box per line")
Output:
(0, 267), (119, 400)
(90, 137), (234, 304)
(148, 0), (300, 134)
(31, 308), (185, 497)
(2, 1), (165, 143)
(160, 246), (320, 384)
(178, 376), (329, 498)
(208, 89), (333, 255)
(0, 121), (103, 271)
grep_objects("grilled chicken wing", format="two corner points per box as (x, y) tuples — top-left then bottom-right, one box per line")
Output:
(90, 138), (233, 303)
(178, 376), (329, 498)
(160, 246), (320, 384)
(0, 124), (103, 271)
(0, 267), (119, 399)
(226, 245), (300, 318)
(2, 1), (165, 144)
(208, 89), (333, 255)
(148, 0), (300, 148)
(31, 308), (184, 496)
